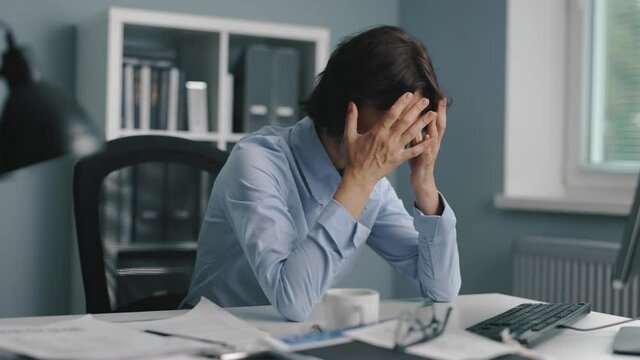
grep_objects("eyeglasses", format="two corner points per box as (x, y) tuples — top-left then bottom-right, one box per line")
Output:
(393, 300), (452, 352)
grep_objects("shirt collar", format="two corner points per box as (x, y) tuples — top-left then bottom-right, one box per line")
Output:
(289, 117), (342, 205)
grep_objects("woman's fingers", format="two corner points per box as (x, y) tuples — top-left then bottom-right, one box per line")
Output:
(393, 97), (430, 134)
(437, 98), (447, 135)
(401, 136), (432, 160)
(426, 110), (438, 140)
(382, 92), (415, 129)
(344, 101), (359, 142)
(401, 111), (435, 145)
(412, 131), (423, 146)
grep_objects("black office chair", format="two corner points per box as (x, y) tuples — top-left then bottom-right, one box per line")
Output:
(73, 135), (228, 313)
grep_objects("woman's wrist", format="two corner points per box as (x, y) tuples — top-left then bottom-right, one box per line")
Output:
(343, 168), (378, 190)
(333, 170), (376, 220)
(415, 190), (439, 214)
(413, 176), (441, 215)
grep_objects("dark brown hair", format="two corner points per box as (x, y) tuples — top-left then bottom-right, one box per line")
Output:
(305, 25), (445, 138)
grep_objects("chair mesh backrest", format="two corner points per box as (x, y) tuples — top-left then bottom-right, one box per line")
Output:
(74, 136), (228, 313)
(99, 162), (215, 310)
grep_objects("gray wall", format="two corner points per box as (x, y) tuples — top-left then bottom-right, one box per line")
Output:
(0, 0), (399, 317)
(394, 0), (627, 297)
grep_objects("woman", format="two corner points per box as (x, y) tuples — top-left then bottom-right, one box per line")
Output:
(183, 26), (461, 321)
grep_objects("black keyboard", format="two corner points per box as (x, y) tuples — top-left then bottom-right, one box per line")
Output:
(467, 303), (591, 347)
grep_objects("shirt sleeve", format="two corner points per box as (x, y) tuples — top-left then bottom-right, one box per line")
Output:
(221, 142), (371, 321)
(367, 179), (461, 301)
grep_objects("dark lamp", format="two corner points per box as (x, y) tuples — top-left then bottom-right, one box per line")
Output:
(0, 22), (102, 175)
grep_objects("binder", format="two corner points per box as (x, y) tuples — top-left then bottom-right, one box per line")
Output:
(132, 162), (165, 243)
(233, 45), (274, 133)
(233, 45), (302, 132)
(165, 164), (200, 243)
(118, 166), (134, 245)
(100, 171), (122, 244)
(271, 48), (300, 127)
(198, 171), (216, 222)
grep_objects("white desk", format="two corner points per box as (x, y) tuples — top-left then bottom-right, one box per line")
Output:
(0, 293), (637, 359)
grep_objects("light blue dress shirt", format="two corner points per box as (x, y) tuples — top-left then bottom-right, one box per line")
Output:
(182, 117), (461, 321)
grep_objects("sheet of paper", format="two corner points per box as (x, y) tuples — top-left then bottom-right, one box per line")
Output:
(405, 331), (515, 360)
(342, 319), (397, 349)
(0, 315), (207, 360)
(344, 319), (515, 360)
(125, 297), (269, 353)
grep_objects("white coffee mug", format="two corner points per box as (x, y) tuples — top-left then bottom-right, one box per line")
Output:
(323, 288), (380, 330)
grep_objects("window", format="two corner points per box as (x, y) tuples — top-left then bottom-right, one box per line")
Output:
(586, 0), (640, 172)
(498, 0), (638, 215)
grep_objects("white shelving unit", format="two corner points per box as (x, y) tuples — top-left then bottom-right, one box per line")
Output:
(76, 7), (330, 150)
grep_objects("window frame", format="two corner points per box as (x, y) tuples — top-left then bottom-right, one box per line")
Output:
(496, 0), (637, 216)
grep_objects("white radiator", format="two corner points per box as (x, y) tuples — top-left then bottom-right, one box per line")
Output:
(513, 236), (639, 318)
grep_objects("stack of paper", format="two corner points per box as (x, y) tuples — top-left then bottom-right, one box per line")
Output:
(0, 315), (207, 360)
(124, 297), (270, 353)
(0, 297), (271, 360)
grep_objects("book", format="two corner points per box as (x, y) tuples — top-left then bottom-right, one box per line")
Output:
(177, 70), (188, 131)
(121, 63), (126, 129)
(133, 64), (141, 129)
(123, 52), (185, 133)
(122, 62), (135, 130)
(221, 72), (234, 136)
(167, 67), (180, 131)
(158, 68), (170, 130)
(139, 65), (151, 130)
(149, 67), (160, 129)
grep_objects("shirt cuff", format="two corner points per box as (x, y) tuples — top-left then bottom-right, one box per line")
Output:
(412, 193), (456, 244)
(315, 199), (371, 258)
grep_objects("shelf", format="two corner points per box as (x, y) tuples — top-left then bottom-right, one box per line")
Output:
(76, 9), (331, 245)
(104, 240), (198, 253)
(76, 7), (330, 146)
(114, 266), (194, 276)
(115, 129), (245, 145)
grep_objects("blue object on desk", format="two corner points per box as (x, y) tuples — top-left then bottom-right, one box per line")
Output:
(278, 320), (394, 349)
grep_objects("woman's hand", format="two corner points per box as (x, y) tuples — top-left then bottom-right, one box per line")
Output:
(333, 92), (433, 220)
(342, 92), (432, 187)
(409, 98), (447, 215)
